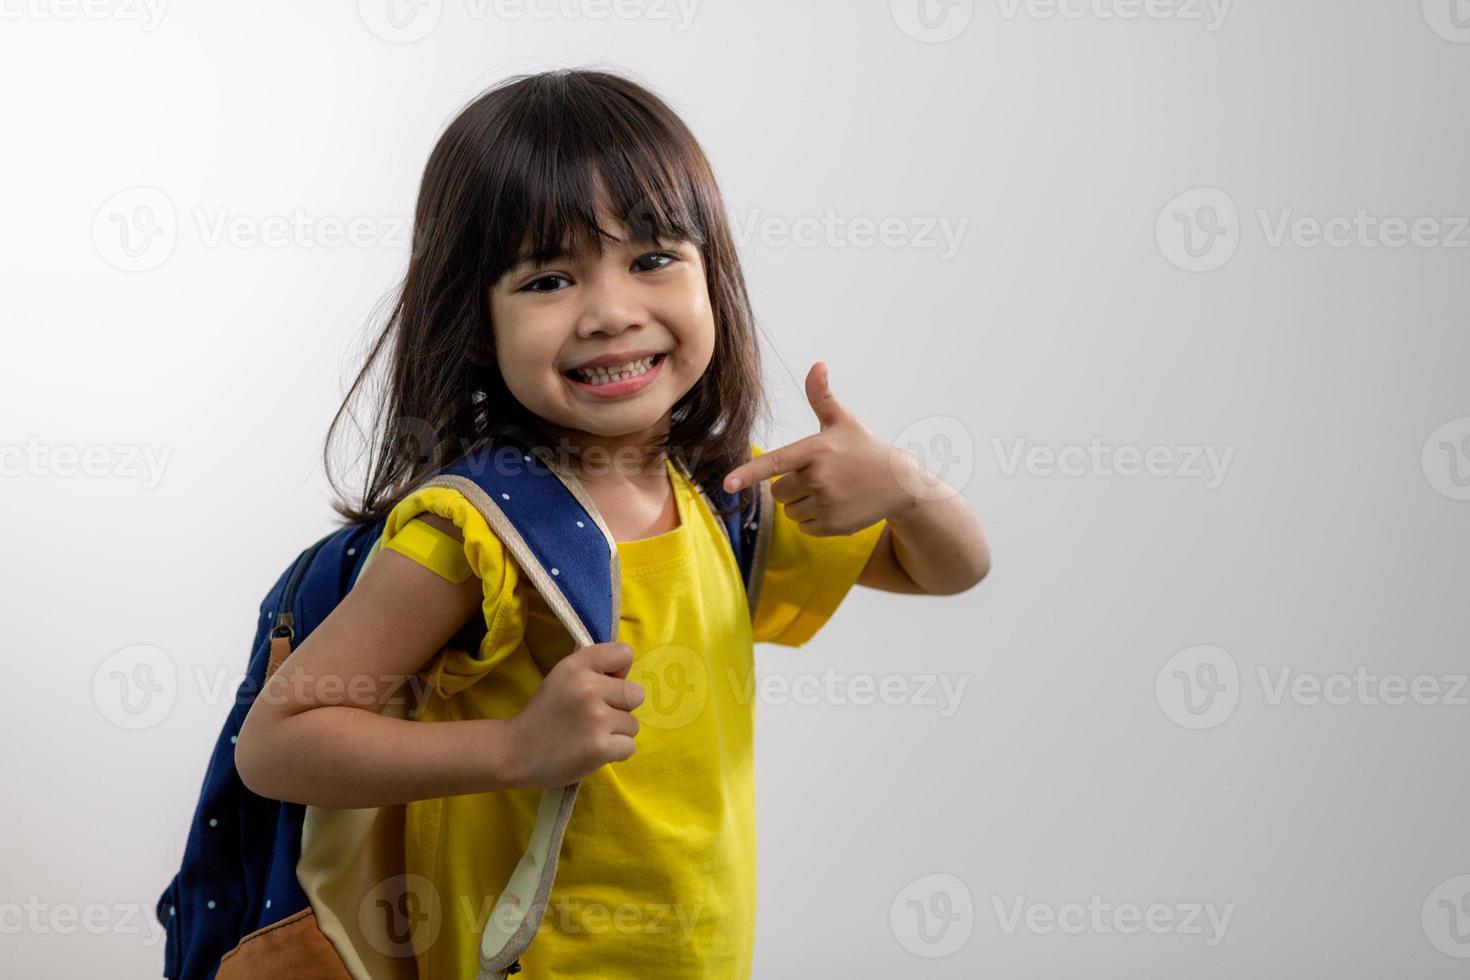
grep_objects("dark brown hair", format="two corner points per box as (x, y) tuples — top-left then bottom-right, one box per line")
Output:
(325, 68), (767, 525)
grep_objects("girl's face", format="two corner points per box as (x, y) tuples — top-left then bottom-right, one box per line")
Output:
(489, 214), (716, 459)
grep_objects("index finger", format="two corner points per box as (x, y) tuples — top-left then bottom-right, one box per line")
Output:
(723, 435), (820, 491)
(581, 641), (633, 678)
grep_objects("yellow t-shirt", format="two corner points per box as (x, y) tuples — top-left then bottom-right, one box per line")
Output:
(364, 447), (886, 979)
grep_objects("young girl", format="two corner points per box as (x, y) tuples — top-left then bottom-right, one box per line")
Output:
(235, 68), (989, 979)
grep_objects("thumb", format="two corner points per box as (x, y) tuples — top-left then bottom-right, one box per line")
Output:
(805, 361), (850, 430)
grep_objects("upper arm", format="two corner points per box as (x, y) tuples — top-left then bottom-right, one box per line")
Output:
(240, 514), (483, 736)
(854, 523), (926, 595)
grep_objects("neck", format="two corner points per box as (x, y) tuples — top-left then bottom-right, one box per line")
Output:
(526, 417), (672, 486)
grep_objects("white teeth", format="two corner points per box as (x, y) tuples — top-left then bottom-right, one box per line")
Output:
(573, 355), (658, 385)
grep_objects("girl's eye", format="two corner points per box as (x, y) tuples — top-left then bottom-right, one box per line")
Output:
(633, 251), (679, 272)
(523, 274), (570, 294)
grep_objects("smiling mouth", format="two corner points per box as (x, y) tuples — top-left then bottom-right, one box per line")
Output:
(564, 352), (666, 387)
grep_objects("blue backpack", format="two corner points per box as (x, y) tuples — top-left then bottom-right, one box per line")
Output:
(154, 428), (774, 980)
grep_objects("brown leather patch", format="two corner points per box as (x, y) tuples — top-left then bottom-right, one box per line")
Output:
(264, 634), (292, 683)
(216, 907), (355, 980)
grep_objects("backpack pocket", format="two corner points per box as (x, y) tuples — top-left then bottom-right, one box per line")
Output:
(215, 906), (354, 980)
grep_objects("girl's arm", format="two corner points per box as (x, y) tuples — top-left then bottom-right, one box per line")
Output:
(235, 519), (522, 808)
(857, 475), (991, 596)
(724, 362), (991, 597)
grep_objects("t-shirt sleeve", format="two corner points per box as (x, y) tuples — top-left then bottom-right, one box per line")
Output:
(748, 443), (887, 648)
(361, 485), (528, 699)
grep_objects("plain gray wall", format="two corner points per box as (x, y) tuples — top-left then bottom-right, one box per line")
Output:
(3, 1), (1468, 976)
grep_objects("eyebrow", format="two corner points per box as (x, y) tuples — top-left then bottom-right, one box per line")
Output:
(508, 231), (675, 276)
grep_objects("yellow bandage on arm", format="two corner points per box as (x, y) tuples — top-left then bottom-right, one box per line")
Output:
(383, 517), (474, 584)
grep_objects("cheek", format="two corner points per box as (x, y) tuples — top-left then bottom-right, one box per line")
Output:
(498, 335), (546, 374)
(690, 320), (717, 374)
(490, 306), (557, 379)
(671, 288), (716, 361)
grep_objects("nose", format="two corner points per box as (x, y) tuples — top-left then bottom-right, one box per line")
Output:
(572, 268), (646, 340)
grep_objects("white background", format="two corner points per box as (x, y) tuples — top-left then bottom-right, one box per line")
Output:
(3, 1), (1470, 976)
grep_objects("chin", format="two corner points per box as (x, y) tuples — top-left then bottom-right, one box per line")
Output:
(575, 409), (668, 437)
